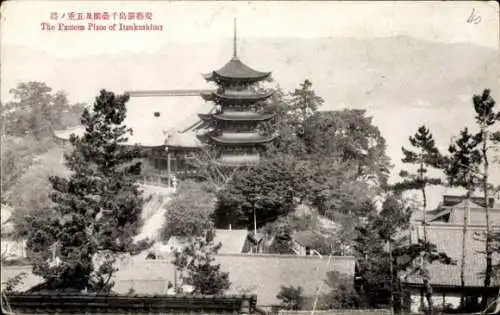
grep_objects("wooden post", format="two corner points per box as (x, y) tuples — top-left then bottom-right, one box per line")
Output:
(460, 197), (470, 307)
(389, 240), (394, 315)
(167, 150), (171, 187)
(442, 292), (445, 311)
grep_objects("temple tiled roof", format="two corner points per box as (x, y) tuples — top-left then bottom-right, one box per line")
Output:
(164, 130), (202, 149)
(406, 224), (500, 288)
(161, 229), (249, 255)
(115, 254), (355, 306)
(1, 255), (355, 306)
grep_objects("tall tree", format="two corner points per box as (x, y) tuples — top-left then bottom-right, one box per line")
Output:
(355, 195), (411, 312)
(3, 82), (84, 139)
(26, 90), (145, 291)
(355, 195), (454, 313)
(307, 156), (376, 219)
(445, 89), (499, 306)
(303, 110), (392, 188)
(392, 125), (443, 313)
(445, 127), (482, 307)
(4, 82), (53, 139)
(213, 156), (309, 230)
(264, 86), (307, 157)
(472, 89), (499, 303)
(1, 83), (85, 203)
(289, 79), (324, 136)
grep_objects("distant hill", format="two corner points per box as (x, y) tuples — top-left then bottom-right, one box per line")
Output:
(2, 36), (499, 183)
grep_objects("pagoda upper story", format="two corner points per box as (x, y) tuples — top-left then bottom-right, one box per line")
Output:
(202, 57), (272, 85)
(198, 19), (276, 166)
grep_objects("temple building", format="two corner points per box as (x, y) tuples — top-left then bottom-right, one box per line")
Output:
(404, 194), (500, 313)
(54, 90), (214, 184)
(53, 21), (277, 182)
(198, 20), (276, 165)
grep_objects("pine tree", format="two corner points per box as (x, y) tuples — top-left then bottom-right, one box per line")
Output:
(26, 90), (145, 292)
(444, 127), (482, 307)
(173, 228), (230, 295)
(289, 80), (324, 136)
(472, 89), (498, 305)
(393, 125), (443, 313)
(355, 195), (454, 313)
(445, 89), (499, 307)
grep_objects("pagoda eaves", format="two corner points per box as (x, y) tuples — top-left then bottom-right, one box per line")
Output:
(198, 111), (275, 122)
(210, 133), (276, 145)
(203, 57), (271, 83)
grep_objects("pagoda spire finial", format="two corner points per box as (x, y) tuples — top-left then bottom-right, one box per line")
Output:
(233, 17), (238, 58)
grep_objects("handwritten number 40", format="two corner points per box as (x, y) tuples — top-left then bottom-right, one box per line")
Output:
(467, 8), (481, 24)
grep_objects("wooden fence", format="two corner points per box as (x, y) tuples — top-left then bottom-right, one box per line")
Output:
(3, 292), (257, 314)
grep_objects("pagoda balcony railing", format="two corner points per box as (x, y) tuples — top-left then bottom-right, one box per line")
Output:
(218, 131), (261, 140)
(223, 88), (252, 95)
(219, 153), (260, 164)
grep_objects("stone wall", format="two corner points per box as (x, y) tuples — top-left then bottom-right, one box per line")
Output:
(278, 310), (391, 315)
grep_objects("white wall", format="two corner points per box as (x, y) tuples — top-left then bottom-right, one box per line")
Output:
(410, 292), (461, 313)
(1, 238), (27, 260)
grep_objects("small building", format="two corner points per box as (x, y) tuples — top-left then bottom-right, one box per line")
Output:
(404, 195), (500, 313)
(151, 229), (250, 256)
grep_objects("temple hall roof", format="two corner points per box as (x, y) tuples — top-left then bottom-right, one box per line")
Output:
(162, 229), (249, 255)
(114, 254), (355, 306)
(406, 224), (500, 288)
(53, 90), (212, 148)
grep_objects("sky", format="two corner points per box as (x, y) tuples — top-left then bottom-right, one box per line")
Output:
(1, 0), (499, 191)
(1, 1), (499, 58)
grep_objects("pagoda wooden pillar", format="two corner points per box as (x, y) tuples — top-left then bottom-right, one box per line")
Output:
(167, 149), (171, 187)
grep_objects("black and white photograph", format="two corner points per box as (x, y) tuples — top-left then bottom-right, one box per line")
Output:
(1, 1), (499, 314)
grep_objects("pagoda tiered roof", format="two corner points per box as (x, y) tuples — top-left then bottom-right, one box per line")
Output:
(203, 57), (271, 84)
(198, 111), (275, 122)
(210, 132), (276, 145)
(201, 89), (274, 102)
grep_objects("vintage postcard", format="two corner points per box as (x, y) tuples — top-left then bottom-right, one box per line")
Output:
(1, 1), (500, 314)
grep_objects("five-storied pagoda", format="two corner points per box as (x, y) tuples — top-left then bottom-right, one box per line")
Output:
(198, 20), (276, 165)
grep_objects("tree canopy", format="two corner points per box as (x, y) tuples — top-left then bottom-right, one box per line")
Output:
(3, 82), (84, 139)
(1, 82), (84, 205)
(161, 180), (216, 240)
(26, 89), (145, 291)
